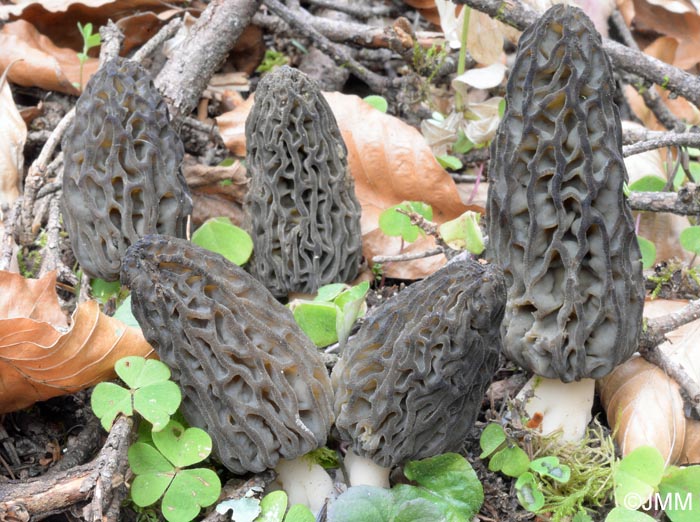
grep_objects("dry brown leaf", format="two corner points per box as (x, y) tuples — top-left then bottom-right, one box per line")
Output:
(621, 0), (700, 70)
(0, 271), (67, 327)
(0, 271), (153, 413)
(183, 156), (248, 228)
(0, 68), (26, 207)
(217, 92), (473, 279)
(0, 1), (183, 50)
(402, 0), (441, 25)
(598, 299), (700, 464)
(0, 20), (98, 95)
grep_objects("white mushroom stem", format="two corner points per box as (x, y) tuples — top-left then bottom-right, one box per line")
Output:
(517, 376), (595, 442)
(343, 450), (391, 488)
(272, 457), (335, 516)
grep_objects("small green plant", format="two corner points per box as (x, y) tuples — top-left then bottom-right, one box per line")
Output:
(637, 236), (656, 270)
(378, 201), (433, 243)
(91, 357), (181, 432)
(480, 419), (616, 521)
(191, 217), (253, 266)
(439, 210), (485, 254)
(363, 95), (388, 113)
(436, 154), (463, 171)
(288, 281), (369, 348)
(91, 356), (221, 522)
(256, 49), (290, 73)
(411, 41), (449, 88)
(129, 420), (221, 522)
(606, 445), (700, 522)
(217, 490), (314, 522)
(326, 453), (483, 522)
(76, 22), (101, 90)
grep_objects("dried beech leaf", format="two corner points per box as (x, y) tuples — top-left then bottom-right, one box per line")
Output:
(0, 20), (98, 95)
(217, 92), (472, 279)
(0, 270), (67, 327)
(0, 73), (26, 207)
(598, 299), (700, 464)
(0, 299), (153, 414)
(0, 1), (180, 50)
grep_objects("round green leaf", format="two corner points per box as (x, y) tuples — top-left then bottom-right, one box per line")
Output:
(680, 226), (700, 255)
(285, 504), (315, 522)
(314, 283), (348, 303)
(128, 442), (174, 475)
(515, 472), (545, 512)
(614, 446), (665, 509)
(131, 472), (175, 508)
(436, 155), (463, 171)
(479, 423), (506, 459)
(113, 295), (140, 329)
(257, 490), (288, 522)
(637, 236), (656, 269)
(134, 381), (182, 432)
(378, 202), (433, 243)
(363, 95), (388, 113)
(530, 456), (571, 483)
(91, 382), (132, 430)
(191, 217), (253, 266)
(403, 452), (483, 518)
(658, 466), (700, 522)
(152, 421), (213, 468)
(161, 468), (221, 522)
(292, 301), (339, 347)
(327, 486), (394, 522)
(392, 498), (444, 522)
(628, 175), (667, 192)
(116, 357), (171, 389)
(90, 278), (122, 302)
(489, 445), (530, 477)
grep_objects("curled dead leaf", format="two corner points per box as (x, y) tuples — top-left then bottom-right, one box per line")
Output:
(0, 271), (153, 414)
(0, 65), (26, 207)
(217, 91), (474, 279)
(0, 271), (66, 327)
(598, 299), (700, 464)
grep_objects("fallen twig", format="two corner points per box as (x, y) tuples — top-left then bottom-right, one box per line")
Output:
(628, 184), (700, 215)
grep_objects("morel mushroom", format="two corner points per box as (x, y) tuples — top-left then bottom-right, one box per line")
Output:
(120, 235), (334, 474)
(332, 257), (506, 486)
(62, 58), (192, 281)
(486, 5), (644, 439)
(245, 66), (363, 297)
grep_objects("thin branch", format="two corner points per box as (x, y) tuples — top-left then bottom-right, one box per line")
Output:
(372, 247), (446, 264)
(628, 184), (700, 215)
(453, 0), (700, 109)
(623, 133), (700, 157)
(131, 17), (183, 63)
(262, 0), (393, 93)
(303, 0), (396, 19)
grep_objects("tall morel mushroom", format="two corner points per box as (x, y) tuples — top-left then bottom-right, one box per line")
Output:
(120, 235), (334, 474)
(332, 257), (506, 486)
(62, 58), (192, 281)
(245, 66), (363, 297)
(487, 5), (644, 438)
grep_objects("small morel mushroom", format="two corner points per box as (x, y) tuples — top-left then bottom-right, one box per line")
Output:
(486, 5), (644, 439)
(332, 257), (506, 486)
(62, 58), (192, 281)
(120, 235), (334, 474)
(245, 66), (363, 297)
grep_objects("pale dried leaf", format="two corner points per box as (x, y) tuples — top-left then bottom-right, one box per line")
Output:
(0, 299), (153, 414)
(216, 92), (473, 279)
(646, 0), (696, 14)
(453, 63), (506, 90)
(0, 73), (25, 207)
(466, 10), (504, 65)
(598, 299), (700, 464)
(0, 271), (67, 328)
(464, 97), (503, 145)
